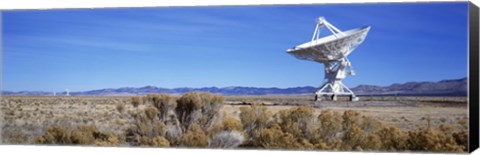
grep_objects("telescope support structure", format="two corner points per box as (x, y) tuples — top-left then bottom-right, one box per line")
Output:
(287, 17), (370, 102)
(314, 55), (359, 101)
(308, 17), (360, 102)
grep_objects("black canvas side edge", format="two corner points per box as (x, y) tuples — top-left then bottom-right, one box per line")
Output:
(469, 1), (479, 153)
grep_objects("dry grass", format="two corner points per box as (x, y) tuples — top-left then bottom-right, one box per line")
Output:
(1, 94), (469, 152)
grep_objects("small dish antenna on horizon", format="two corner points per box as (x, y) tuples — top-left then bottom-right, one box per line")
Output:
(287, 17), (371, 101)
(65, 89), (70, 96)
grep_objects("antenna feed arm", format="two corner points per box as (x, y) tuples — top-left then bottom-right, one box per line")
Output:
(311, 17), (346, 41)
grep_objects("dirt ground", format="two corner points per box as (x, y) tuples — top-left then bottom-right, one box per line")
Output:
(0, 95), (468, 143)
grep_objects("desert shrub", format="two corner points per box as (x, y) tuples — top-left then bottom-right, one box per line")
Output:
(452, 131), (468, 151)
(175, 92), (203, 130)
(35, 124), (120, 146)
(150, 136), (170, 147)
(126, 94), (184, 147)
(145, 106), (159, 120)
(164, 121), (182, 145)
(198, 93), (225, 129)
(209, 131), (245, 148)
(200, 92), (225, 126)
(70, 125), (98, 145)
(342, 110), (361, 130)
(458, 116), (468, 130)
(274, 106), (314, 139)
(35, 125), (71, 144)
(315, 139), (343, 150)
(144, 94), (177, 121)
(93, 131), (121, 146)
(174, 92), (225, 131)
(253, 123), (313, 150)
(341, 124), (368, 150)
(359, 115), (383, 133)
(180, 124), (208, 147)
(222, 116), (243, 131)
(207, 115), (245, 139)
(335, 110), (385, 151)
(125, 111), (167, 146)
(406, 128), (464, 152)
(376, 126), (408, 151)
(131, 96), (142, 108)
(315, 110), (343, 142)
(6, 130), (29, 144)
(313, 109), (409, 152)
(132, 135), (170, 147)
(116, 103), (125, 114)
(362, 134), (383, 151)
(239, 105), (271, 140)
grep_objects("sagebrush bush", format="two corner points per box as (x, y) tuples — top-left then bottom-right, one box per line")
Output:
(208, 115), (245, 138)
(131, 96), (142, 108)
(209, 131), (245, 148)
(126, 92), (226, 147)
(145, 106), (159, 120)
(222, 116), (243, 131)
(342, 110), (361, 130)
(376, 126), (408, 151)
(6, 130), (29, 144)
(253, 123), (313, 150)
(198, 93), (224, 128)
(125, 110), (167, 146)
(407, 128), (465, 152)
(180, 124), (208, 147)
(150, 136), (170, 147)
(341, 123), (371, 151)
(144, 94), (176, 121)
(116, 103), (125, 114)
(452, 131), (468, 151)
(359, 115), (383, 133)
(175, 92), (203, 130)
(92, 131), (121, 146)
(35, 125), (120, 146)
(239, 105), (271, 140)
(316, 109), (343, 142)
(174, 92), (225, 131)
(164, 121), (182, 145)
(35, 125), (70, 144)
(275, 106), (314, 139)
(70, 125), (98, 145)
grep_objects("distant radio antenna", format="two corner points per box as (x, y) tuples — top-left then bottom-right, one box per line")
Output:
(65, 89), (70, 96)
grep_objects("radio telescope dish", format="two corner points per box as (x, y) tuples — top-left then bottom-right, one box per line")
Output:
(287, 17), (371, 101)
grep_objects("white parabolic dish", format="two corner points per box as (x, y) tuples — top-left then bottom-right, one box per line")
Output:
(287, 26), (371, 64)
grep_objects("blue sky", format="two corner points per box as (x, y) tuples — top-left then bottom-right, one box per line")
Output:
(2, 2), (469, 92)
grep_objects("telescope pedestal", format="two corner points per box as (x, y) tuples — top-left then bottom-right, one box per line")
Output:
(314, 81), (358, 102)
(315, 60), (359, 102)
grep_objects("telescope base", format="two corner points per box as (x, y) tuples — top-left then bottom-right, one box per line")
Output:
(314, 81), (359, 102)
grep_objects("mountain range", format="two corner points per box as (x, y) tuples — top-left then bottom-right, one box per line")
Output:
(2, 77), (467, 96)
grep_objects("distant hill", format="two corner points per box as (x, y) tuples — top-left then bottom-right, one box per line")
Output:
(351, 77), (467, 96)
(2, 77), (467, 96)
(1, 86), (317, 96)
(68, 86), (317, 96)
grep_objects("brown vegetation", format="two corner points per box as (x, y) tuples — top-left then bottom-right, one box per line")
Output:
(1, 94), (469, 153)
(34, 125), (120, 146)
